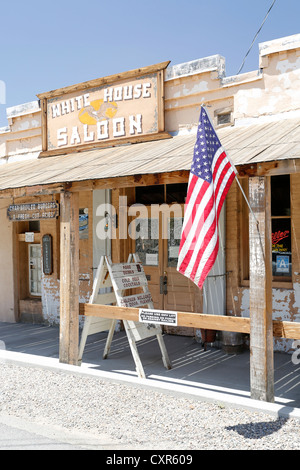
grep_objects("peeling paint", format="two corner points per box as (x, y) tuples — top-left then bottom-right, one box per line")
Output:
(235, 88), (263, 115)
(183, 81), (209, 95)
(258, 95), (281, 115)
(240, 289), (250, 318)
(42, 276), (60, 325)
(238, 286), (300, 352)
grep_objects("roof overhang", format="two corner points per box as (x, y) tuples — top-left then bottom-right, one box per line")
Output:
(0, 118), (299, 198)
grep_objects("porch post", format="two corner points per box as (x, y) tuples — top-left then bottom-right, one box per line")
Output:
(59, 191), (79, 365)
(248, 176), (274, 402)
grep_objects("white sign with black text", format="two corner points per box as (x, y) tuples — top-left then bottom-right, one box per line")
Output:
(139, 308), (178, 326)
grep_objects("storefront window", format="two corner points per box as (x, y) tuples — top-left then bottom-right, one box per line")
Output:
(271, 175), (291, 279)
(135, 185), (164, 204)
(240, 175), (292, 284)
(167, 217), (183, 267)
(135, 183), (188, 205)
(166, 184), (188, 204)
(135, 218), (159, 266)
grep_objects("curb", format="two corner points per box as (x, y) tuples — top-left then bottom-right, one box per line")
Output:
(1, 349), (300, 421)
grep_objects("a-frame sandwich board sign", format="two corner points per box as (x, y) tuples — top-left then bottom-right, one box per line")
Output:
(78, 254), (171, 378)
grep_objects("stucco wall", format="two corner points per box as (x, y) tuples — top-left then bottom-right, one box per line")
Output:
(0, 199), (15, 321)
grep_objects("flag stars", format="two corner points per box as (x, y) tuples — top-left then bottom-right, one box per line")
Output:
(191, 108), (223, 184)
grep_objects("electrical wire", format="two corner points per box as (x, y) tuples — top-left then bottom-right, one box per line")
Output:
(236, 0), (277, 75)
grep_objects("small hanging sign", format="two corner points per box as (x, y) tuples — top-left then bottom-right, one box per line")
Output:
(25, 232), (35, 243)
(42, 234), (53, 275)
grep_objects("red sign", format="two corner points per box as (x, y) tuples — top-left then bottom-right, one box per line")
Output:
(272, 230), (290, 245)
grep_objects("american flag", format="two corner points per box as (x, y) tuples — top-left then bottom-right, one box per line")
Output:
(177, 106), (237, 289)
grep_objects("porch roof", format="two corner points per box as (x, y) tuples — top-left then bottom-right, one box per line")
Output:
(0, 117), (300, 192)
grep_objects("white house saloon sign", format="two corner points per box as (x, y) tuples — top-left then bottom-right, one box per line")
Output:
(37, 61), (170, 156)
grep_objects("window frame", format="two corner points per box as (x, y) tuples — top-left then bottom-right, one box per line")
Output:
(28, 243), (42, 297)
(240, 175), (293, 289)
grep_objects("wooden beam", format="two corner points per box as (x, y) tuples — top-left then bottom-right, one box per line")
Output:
(272, 320), (300, 339)
(0, 183), (66, 200)
(84, 303), (250, 332)
(249, 176), (274, 402)
(59, 191), (79, 365)
(0, 170), (189, 200)
(83, 303), (300, 339)
(237, 159), (300, 177)
(40, 98), (47, 152)
(85, 303), (250, 332)
(68, 170), (190, 192)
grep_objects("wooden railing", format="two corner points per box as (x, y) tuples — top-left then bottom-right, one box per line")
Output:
(83, 303), (300, 340)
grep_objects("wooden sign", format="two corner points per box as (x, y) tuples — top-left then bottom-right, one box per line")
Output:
(139, 308), (178, 326)
(42, 234), (53, 275)
(37, 61), (170, 157)
(119, 292), (153, 308)
(114, 274), (148, 290)
(7, 201), (59, 221)
(110, 262), (144, 276)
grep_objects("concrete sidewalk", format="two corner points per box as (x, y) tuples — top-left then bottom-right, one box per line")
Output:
(0, 321), (300, 420)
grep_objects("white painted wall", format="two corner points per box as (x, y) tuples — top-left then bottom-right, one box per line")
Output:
(0, 200), (15, 321)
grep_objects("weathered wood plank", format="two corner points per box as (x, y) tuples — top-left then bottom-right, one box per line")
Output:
(83, 303), (300, 339)
(84, 303), (250, 332)
(0, 170), (190, 200)
(272, 320), (300, 339)
(69, 170), (190, 192)
(40, 98), (47, 152)
(249, 176), (274, 402)
(59, 191), (79, 365)
(0, 183), (66, 199)
(237, 159), (300, 177)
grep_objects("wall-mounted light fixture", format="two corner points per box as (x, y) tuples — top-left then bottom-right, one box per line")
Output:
(104, 211), (118, 232)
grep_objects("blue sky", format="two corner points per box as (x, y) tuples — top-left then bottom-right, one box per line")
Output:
(0, 0), (299, 127)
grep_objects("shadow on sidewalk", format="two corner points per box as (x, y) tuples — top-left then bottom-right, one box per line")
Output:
(0, 321), (300, 409)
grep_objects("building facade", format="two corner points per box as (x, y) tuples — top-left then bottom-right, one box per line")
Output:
(0, 34), (300, 353)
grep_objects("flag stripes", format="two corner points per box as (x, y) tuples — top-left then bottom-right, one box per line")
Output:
(177, 107), (237, 289)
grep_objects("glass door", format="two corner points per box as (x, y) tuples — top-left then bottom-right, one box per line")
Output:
(133, 206), (197, 335)
(162, 213), (196, 335)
